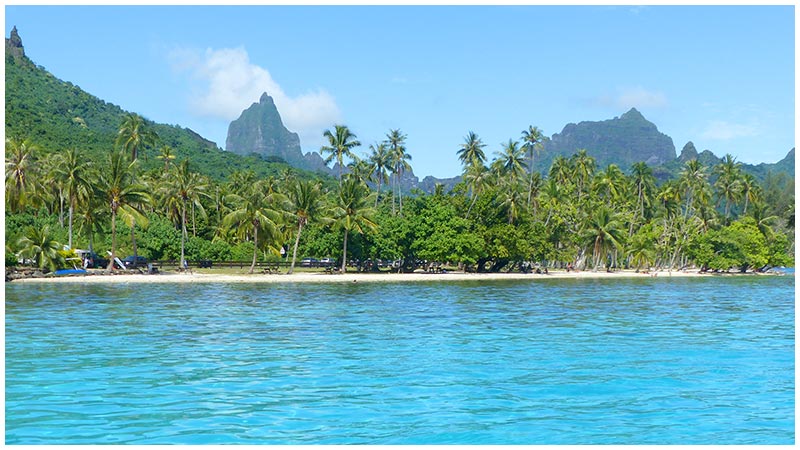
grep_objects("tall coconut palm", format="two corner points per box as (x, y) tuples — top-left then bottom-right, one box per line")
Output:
(629, 161), (656, 231)
(116, 112), (158, 162)
(346, 155), (375, 186)
(386, 129), (410, 215)
(222, 180), (283, 274)
(5, 138), (39, 213)
(463, 162), (489, 218)
(53, 148), (93, 249)
(286, 179), (324, 274)
(739, 172), (759, 215)
(593, 164), (626, 203)
(678, 159), (708, 218)
(492, 139), (526, 184)
(332, 177), (377, 273)
(16, 225), (64, 272)
(457, 131), (487, 171)
(368, 142), (391, 206)
(713, 154), (743, 220)
(520, 125), (544, 207)
(162, 160), (210, 267)
(321, 125), (361, 182)
(98, 150), (151, 271)
(571, 149), (596, 200)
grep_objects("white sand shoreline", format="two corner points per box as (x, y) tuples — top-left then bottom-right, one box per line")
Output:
(9, 268), (762, 284)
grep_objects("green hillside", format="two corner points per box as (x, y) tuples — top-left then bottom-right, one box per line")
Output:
(5, 46), (327, 183)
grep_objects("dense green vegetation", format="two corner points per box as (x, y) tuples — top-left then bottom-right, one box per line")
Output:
(5, 117), (794, 273)
(4, 42), (794, 274)
(5, 52), (327, 184)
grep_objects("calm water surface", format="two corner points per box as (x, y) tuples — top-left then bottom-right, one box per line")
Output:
(6, 276), (794, 444)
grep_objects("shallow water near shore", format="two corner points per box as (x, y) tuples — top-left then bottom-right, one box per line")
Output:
(5, 276), (794, 444)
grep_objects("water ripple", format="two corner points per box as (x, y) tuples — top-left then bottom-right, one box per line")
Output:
(6, 276), (794, 444)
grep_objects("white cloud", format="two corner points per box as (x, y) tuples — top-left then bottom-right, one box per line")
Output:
(168, 46), (341, 145)
(700, 120), (760, 140)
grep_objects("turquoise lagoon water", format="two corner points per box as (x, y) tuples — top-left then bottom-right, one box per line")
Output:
(5, 276), (794, 444)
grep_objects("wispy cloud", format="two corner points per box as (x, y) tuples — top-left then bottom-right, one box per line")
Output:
(700, 120), (760, 140)
(592, 86), (668, 110)
(168, 46), (341, 145)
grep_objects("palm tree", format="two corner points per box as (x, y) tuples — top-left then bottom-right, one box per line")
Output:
(16, 226), (64, 272)
(678, 159), (708, 218)
(627, 235), (656, 273)
(332, 177), (377, 273)
(593, 164), (626, 203)
(157, 145), (177, 174)
(116, 112), (158, 161)
(346, 155), (375, 186)
(549, 155), (573, 186)
(98, 150), (151, 270)
(629, 161), (656, 231)
(162, 160), (210, 268)
(739, 172), (759, 215)
(581, 206), (625, 271)
(571, 149), (596, 200)
(492, 139), (526, 184)
(321, 125), (361, 182)
(457, 131), (487, 171)
(5, 138), (39, 213)
(286, 179), (325, 274)
(386, 129), (410, 215)
(222, 180), (283, 274)
(463, 162), (489, 218)
(53, 148), (93, 249)
(520, 125), (544, 207)
(368, 142), (391, 206)
(713, 154), (743, 220)
(749, 200), (778, 238)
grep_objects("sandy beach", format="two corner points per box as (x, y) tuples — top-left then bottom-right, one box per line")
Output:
(9, 268), (726, 284)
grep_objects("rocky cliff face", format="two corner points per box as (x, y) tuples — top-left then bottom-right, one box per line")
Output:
(225, 93), (330, 173)
(5, 26), (25, 59)
(540, 108), (676, 171)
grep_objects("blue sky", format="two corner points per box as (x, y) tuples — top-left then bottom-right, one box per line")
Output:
(5, 5), (795, 178)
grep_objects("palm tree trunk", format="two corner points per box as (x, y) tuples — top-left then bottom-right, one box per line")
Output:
(466, 192), (479, 219)
(289, 221), (303, 274)
(398, 170), (403, 215)
(68, 201), (74, 249)
(341, 228), (349, 273)
(192, 202), (197, 237)
(131, 224), (138, 267)
(249, 225), (258, 274)
(527, 151), (534, 207)
(180, 201), (186, 268)
(108, 211), (117, 271)
(391, 173), (397, 215)
(375, 178), (382, 208)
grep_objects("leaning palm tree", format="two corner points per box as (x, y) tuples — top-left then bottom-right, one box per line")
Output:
(16, 226), (64, 272)
(53, 148), (93, 249)
(368, 142), (391, 206)
(331, 176), (377, 273)
(116, 112), (158, 162)
(98, 150), (151, 271)
(222, 180), (283, 274)
(713, 154), (743, 220)
(629, 161), (656, 228)
(463, 162), (489, 219)
(321, 124), (361, 182)
(739, 172), (760, 215)
(520, 125), (544, 206)
(286, 179), (325, 274)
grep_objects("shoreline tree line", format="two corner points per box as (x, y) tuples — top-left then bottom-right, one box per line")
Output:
(5, 116), (795, 274)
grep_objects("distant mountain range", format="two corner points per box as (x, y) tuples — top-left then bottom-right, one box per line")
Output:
(6, 27), (794, 193)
